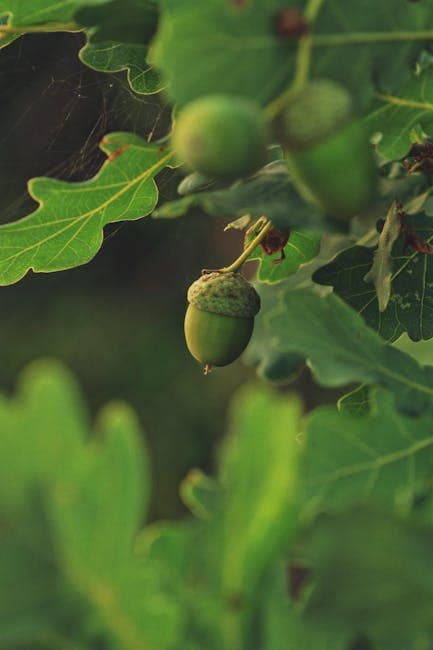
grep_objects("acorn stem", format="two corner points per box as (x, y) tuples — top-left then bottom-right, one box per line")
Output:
(203, 363), (213, 375)
(265, 0), (325, 120)
(218, 219), (273, 274)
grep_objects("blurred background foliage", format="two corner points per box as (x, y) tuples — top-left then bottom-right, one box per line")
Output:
(0, 32), (343, 520)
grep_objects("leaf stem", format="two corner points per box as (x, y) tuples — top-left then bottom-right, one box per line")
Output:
(265, 0), (325, 120)
(304, 0), (326, 22)
(0, 21), (79, 36)
(294, 0), (325, 88)
(374, 92), (433, 112)
(218, 220), (272, 274)
(312, 30), (433, 46)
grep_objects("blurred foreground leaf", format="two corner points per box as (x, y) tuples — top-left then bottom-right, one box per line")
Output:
(153, 0), (433, 109)
(154, 162), (324, 234)
(304, 507), (433, 649)
(0, 360), (181, 649)
(209, 385), (302, 648)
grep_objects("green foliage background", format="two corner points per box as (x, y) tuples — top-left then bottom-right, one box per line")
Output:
(3, 2), (433, 650)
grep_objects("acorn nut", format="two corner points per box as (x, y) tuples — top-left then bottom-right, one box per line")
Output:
(173, 94), (268, 181)
(279, 79), (377, 219)
(184, 272), (261, 370)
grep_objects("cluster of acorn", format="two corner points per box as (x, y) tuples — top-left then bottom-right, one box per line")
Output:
(173, 81), (378, 371)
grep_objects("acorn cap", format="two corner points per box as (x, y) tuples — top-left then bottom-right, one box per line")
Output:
(187, 272), (260, 318)
(281, 79), (354, 151)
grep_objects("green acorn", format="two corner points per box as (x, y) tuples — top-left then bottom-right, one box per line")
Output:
(172, 94), (268, 181)
(279, 79), (377, 219)
(184, 272), (261, 371)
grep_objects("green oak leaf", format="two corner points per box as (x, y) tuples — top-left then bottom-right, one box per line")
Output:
(268, 289), (433, 415)
(314, 213), (433, 342)
(304, 507), (433, 649)
(365, 67), (433, 160)
(0, 0), (113, 25)
(0, 1), (163, 95)
(153, 0), (433, 109)
(154, 163), (324, 234)
(394, 333), (433, 369)
(244, 283), (303, 383)
(313, 245), (404, 342)
(0, 13), (17, 47)
(338, 385), (371, 415)
(153, 0), (296, 107)
(245, 236), (356, 383)
(0, 132), (172, 285)
(302, 387), (433, 513)
(247, 229), (321, 284)
(76, 0), (158, 44)
(310, 0), (433, 110)
(79, 40), (161, 94)
(77, 0), (163, 95)
(177, 171), (217, 196)
(224, 215), (252, 232)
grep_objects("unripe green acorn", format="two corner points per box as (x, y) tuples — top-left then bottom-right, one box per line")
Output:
(172, 95), (268, 181)
(279, 79), (377, 219)
(184, 272), (261, 369)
